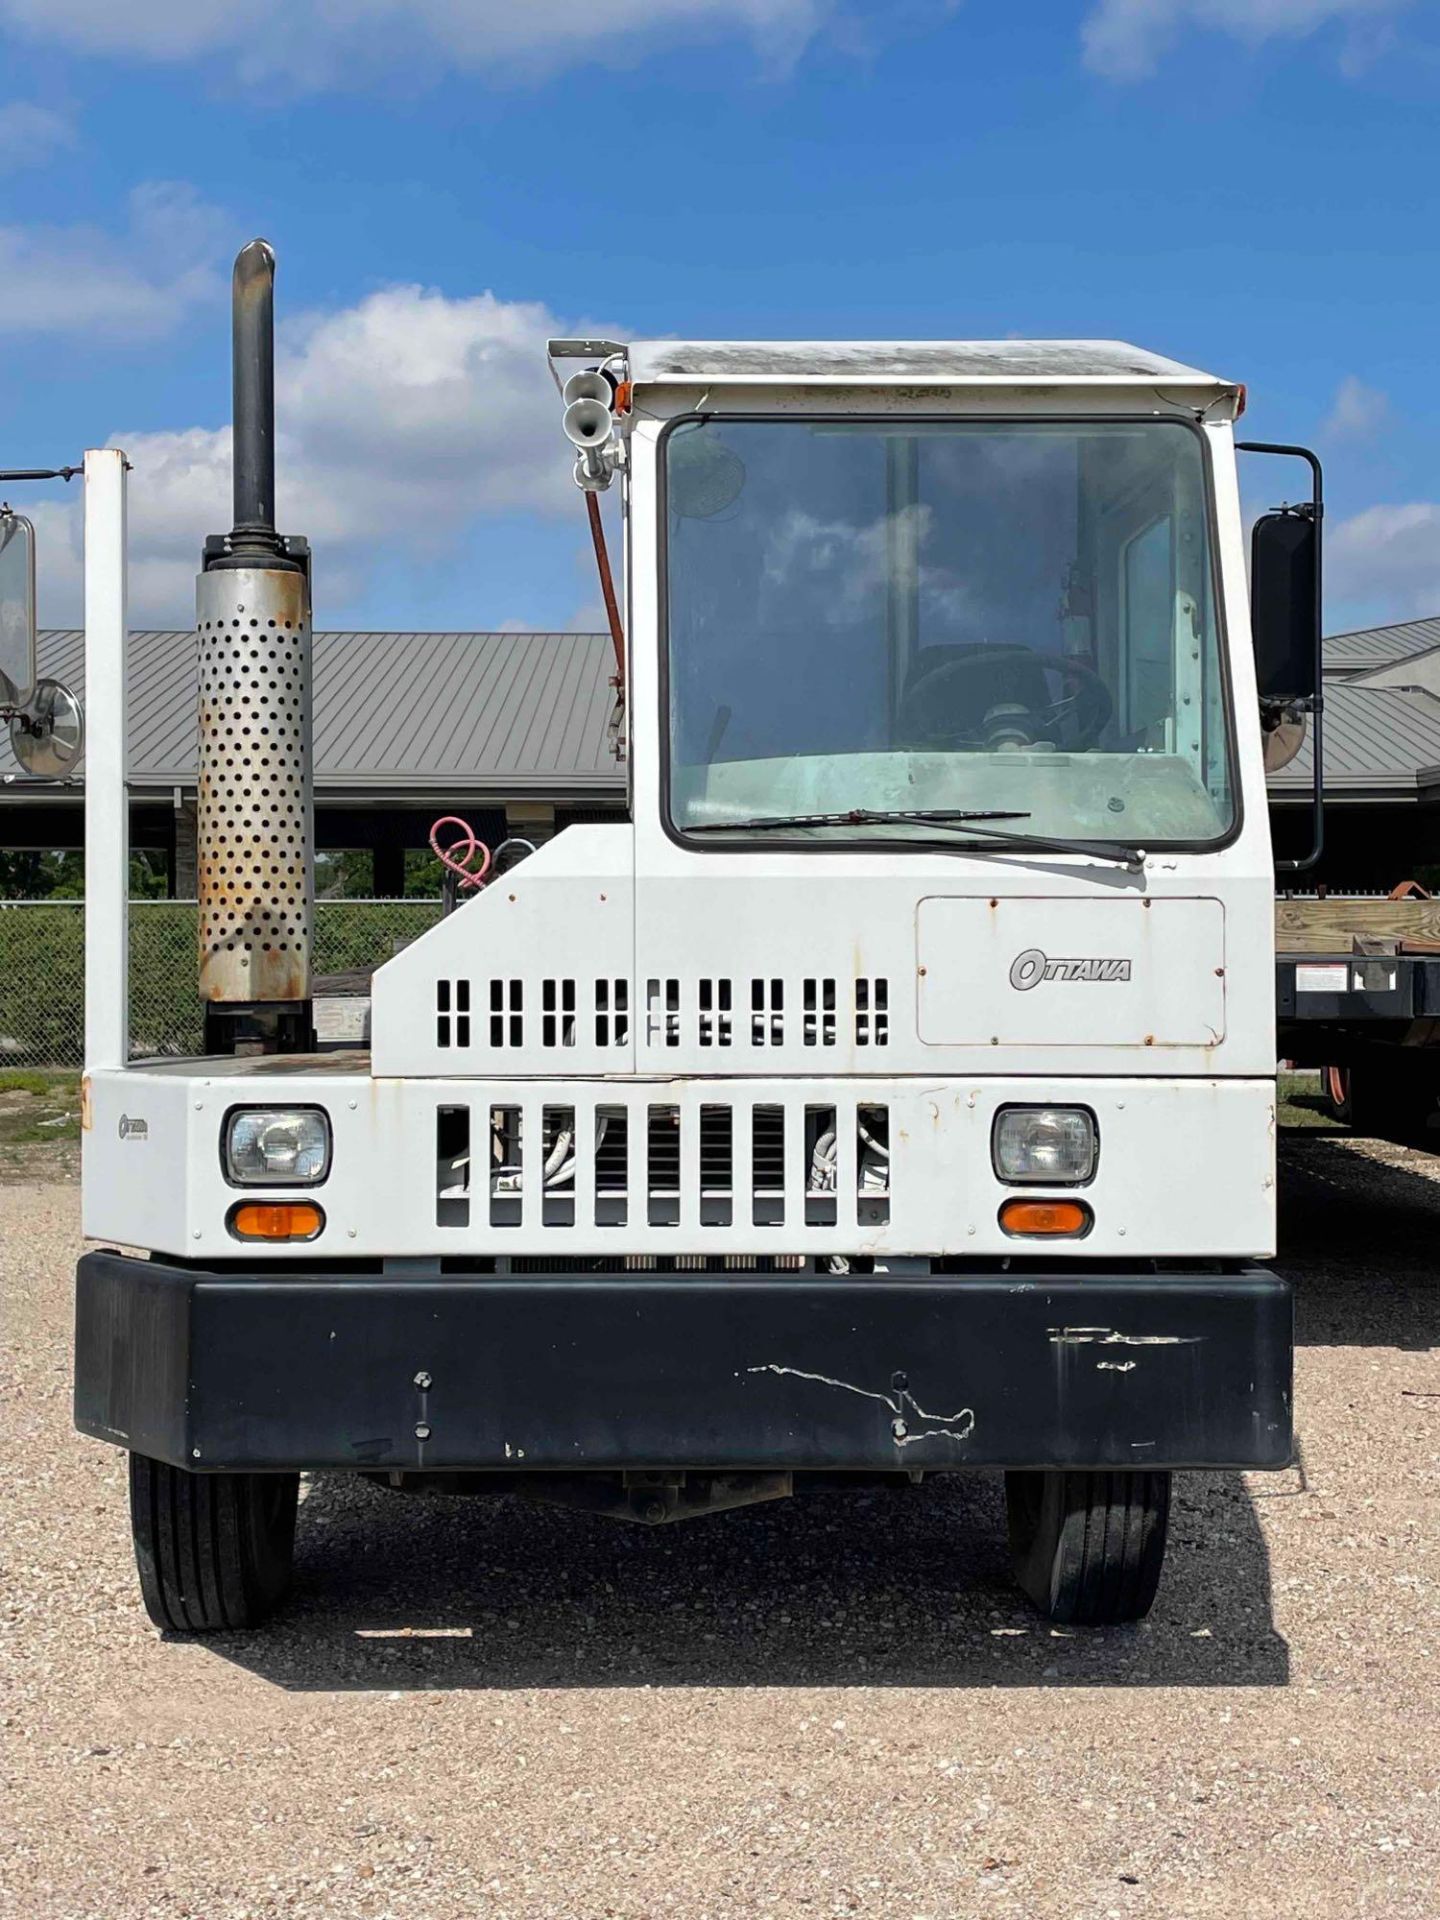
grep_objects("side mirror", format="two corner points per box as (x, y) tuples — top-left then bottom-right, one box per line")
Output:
(1250, 507), (1319, 705)
(1238, 439), (1324, 873)
(0, 507), (38, 708)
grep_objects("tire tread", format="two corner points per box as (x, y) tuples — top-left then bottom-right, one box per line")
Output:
(128, 1454), (298, 1633)
(1006, 1467), (1170, 1626)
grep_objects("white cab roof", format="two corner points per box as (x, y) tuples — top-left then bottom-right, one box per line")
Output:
(627, 339), (1230, 390)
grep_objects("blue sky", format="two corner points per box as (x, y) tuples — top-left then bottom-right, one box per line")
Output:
(1, 0), (1436, 634)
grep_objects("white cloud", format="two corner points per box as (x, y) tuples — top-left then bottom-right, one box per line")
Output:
(761, 503), (979, 628)
(1081, 0), (1406, 80)
(0, 101), (76, 171)
(0, 0), (827, 88)
(1322, 373), (1390, 440)
(1327, 502), (1440, 621)
(33, 283), (617, 627)
(0, 182), (227, 340)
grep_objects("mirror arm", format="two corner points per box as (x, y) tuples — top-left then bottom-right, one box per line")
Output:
(1237, 441), (1324, 875)
(0, 466), (82, 484)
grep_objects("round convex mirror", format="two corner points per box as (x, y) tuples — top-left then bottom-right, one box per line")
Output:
(0, 509), (38, 709)
(1261, 711), (1307, 774)
(668, 424), (746, 520)
(9, 678), (84, 778)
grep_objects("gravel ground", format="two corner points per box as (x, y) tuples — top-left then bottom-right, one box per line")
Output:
(2, 1134), (1436, 1920)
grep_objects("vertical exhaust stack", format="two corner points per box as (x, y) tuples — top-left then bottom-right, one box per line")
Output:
(196, 239), (313, 1054)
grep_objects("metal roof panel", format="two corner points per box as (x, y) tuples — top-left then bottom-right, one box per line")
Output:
(22, 622), (1439, 802)
(22, 629), (622, 793)
(1324, 615), (1440, 672)
(628, 339), (1227, 387)
(1270, 684), (1440, 794)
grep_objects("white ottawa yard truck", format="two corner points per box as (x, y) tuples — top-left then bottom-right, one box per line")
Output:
(74, 243), (1313, 1632)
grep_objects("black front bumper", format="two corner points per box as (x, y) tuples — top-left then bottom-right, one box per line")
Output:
(75, 1254), (1293, 1474)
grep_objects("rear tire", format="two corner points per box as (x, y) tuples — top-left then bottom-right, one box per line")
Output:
(1005, 1469), (1170, 1624)
(129, 1453), (299, 1632)
(1346, 1062), (1439, 1150)
(1320, 1065), (1352, 1124)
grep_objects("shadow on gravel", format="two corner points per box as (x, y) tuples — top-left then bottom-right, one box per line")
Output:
(210, 1464), (1288, 1694)
(1277, 1134), (1439, 1349)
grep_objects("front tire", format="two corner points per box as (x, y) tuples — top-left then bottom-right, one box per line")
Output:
(129, 1453), (299, 1632)
(1005, 1469), (1170, 1624)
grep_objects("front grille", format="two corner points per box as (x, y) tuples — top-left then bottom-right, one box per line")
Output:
(433, 1093), (893, 1239)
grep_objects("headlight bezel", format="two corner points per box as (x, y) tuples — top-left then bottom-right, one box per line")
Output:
(991, 1105), (1098, 1187)
(222, 1106), (333, 1188)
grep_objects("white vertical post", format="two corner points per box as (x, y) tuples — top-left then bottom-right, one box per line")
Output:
(83, 448), (128, 1071)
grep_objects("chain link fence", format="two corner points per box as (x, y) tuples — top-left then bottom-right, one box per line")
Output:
(0, 899), (443, 1068)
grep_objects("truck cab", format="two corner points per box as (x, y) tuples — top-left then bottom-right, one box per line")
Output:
(75, 305), (1294, 1634)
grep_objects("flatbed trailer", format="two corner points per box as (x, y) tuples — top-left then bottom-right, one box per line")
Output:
(1271, 893), (1440, 1144)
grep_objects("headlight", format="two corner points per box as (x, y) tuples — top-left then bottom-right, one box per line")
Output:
(992, 1107), (1096, 1185)
(224, 1108), (331, 1185)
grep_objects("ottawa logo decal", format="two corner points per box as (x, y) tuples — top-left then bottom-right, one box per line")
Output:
(1009, 947), (1132, 991)
(117, 1114), (149, 1141)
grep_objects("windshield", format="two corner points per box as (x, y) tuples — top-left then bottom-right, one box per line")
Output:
(663, 418), (1234, 846)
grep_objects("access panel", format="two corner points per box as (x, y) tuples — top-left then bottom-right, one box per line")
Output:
(917, 896), (1226, 1050)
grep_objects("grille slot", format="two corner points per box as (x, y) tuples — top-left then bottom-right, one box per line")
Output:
(857, 1104), (891, 1223)
(805, 1104), (838, 1224)
(750, 978), (785, 1047)
(700, 1105), (734, 1225)
(647, 1104), (681, 1225)
(489, 980), (524, 1048)
(856, 978), (890, 1047)
(435, 979), (470, 1049)
(488, 1105), (523, 1226)
(541, 1104), (577, 1224)
(647, 978), (681, 1048)
(595, 979), (629, 1048)
(803, 979), (837, 1047)
(541, 979), (577, 1048)
(595, 1107), (628, 1226)
(698, 978), (733, 1048)
(752, 1104), (786, 1226)
(435, 1105), (470, 1226)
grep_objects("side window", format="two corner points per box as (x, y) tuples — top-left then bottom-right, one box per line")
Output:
(1121, 515), (1174, 743)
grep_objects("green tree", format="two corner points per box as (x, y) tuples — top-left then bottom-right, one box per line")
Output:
(0, 848), (168, 899)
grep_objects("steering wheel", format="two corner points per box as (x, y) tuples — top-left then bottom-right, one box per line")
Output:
(895, 645), (1114, 751)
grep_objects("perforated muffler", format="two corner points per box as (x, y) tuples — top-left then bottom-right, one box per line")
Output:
(196, 240), (313, 1053)
(197, 567), (312, 1013)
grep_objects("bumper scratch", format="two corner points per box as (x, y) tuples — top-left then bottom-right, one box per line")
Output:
(1049, 1327), (1201, 1348)
(744, 1363), (975, 1446)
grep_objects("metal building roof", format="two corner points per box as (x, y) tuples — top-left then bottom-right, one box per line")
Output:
(1324, 616), (1440, 675)
(11, 620), (1438, 805)
(22, 629), (623, 797)
(1349, 642), (1440, 697)
(628, 339), (1228, 388)
(1270, 683), (1440, 799)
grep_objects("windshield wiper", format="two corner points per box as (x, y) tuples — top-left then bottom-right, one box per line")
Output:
(687, 807), (1145, 869)
(689, 807), (1026, 832)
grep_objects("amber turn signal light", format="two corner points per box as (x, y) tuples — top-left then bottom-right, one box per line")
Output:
(230, 1201), (324, 1242)
(998, 1197), (1091, 1238)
